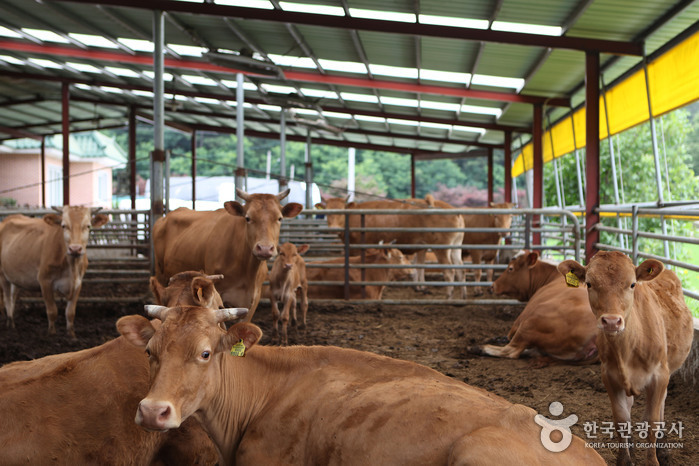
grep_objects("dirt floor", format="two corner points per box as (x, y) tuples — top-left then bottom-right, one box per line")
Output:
(0, 281), (697, 465)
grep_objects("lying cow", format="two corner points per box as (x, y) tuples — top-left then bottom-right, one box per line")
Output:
(305, 247), (415, 299)
(0, 271), (225, 465)
(470, 251), (598, 365)
(117, 305), (605, 465)
(558, 252), (694, 465)
(0, 206), (109, 337)
(154, 189), (302, 322)
(318, 197), (464, 298)
(269, 242), (309, 345)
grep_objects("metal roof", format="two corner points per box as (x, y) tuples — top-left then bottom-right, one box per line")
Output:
(0, 0), (696, 158)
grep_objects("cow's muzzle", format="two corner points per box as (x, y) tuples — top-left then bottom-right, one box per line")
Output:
(254, 243), (277, 260)
(67, 244), (85, 256)
(136, 399), (181, 431)
(599, 314), (625, 335)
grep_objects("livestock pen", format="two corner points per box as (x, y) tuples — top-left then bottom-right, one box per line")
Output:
(0, 205), (697, 465)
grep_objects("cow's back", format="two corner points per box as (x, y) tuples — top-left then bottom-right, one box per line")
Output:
(0, 214), (58, 288)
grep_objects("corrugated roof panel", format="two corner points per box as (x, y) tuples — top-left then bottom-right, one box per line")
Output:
(524, 49), (583, 96)
(418, 0), (492, 20)
(420, 36), (479, 74)
(356, 30), (417, 68)
(569, 0), (676, 40)
(474, 42), (543, 78)
(496, 0), (575, 26)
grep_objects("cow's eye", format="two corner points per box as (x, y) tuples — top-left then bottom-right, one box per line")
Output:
(145, 348), (151, 357)
(245, 216), (251, 223)
(586, 282), (592, 289)
(630, 283), (636, 289)
(278, 217), (283, 222)
(201, 351), (210, 360)
(508, 267), (514, 272)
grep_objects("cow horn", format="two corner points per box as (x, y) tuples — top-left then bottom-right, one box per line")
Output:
(205, 274), (224, 281)
(51, 206), (63, 213)
(276, 188), (290, 201)
(91, 207), (103, 214)
(145, 305), (170, 320)
(214, 308), (249, 323)
(235, 188), (251, 201)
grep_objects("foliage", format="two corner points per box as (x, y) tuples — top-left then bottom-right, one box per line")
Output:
(0, 197), (17, 207)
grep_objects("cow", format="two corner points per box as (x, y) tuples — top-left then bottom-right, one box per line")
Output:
(117, 305), (606, 465)
(305, 247), (415, 299)
(558, 251), (694, 465)
(461, 202), (514, 295)
(469, 250), (598, 365)
(268, 242), (309, 345)
(0, 271), (228, 465)
(153, 189), (303, 322)
(317, 197), (465, 299)
(0, 206), (109, 338)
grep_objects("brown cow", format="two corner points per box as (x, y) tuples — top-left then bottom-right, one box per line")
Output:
(469, 251), (598, 364)
(269, 242), (309, 345)
(153, 189), (303, 322)
(305, 247), (415, 299)
(318, 197), (465, 298)
(558, 252), (694, 465)
(117, 306), (605, 465)
(461, 201), (514, 295)
(0, 206), (109, 337)
(0, 271), (228, 465)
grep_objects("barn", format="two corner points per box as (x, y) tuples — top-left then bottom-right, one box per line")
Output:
(0, 1), (698, 464)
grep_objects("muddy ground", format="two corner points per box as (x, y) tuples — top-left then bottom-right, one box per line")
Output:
(0, 281), (697, 465)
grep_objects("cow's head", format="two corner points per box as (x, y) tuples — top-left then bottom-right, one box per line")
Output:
(117, 306), (254, 432)
(222, 189), (303, 260)
(273, 242), (309, 273)
(44, 206), (109, 257)
(492, 250), (537, 301)
(150, 271), (225, 309)
(367, 245), (416, 282)
(558, 251), (664, 335)
(490, 203), (514, 236)
(320, 196), (351, 230)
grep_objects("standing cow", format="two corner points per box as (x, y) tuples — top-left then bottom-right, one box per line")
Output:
(154, 189), (302, 322)
(117, 305), (605, 465)
(0, 271), (227, 465)
(0, 206), (109, 337)
(269, 242), (309, 346)
(558, 251), (694, 465)
(469, 250), (598, 364)
(318, 197), (465, 299)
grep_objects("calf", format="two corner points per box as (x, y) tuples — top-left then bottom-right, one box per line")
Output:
(470, 251), (598, 365)
(269, 243), (309, 345)
(0, 271), (225, 465)
(559, 251), (693, 465)
(0, 206), (109, 337)
(305, 247), (415, 299)
(117, 305), (605, 465)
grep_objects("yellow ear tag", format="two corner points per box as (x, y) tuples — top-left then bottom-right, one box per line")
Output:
(230, 339), (246, 357)
(197, 288), (203, 301)
(648, 267), (653, 275)
(565, 271), (580, 288)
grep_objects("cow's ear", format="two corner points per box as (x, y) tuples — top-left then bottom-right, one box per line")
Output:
(526, 251), (539, 268)
(117, 315), (155, 348)
(219, 323), (263, 354)
(150, 277), (166, 305)
(282, 202), (303, 218)
(314, 202), (325, 209)
(91, 214), (109, 228)
(297, 244), (310, 255)
(223, 201), (245, 217)
(191, 277), (217, 307)
(43, 213), (62, 226)
(636, 259), (664, 282)
(558, 260), (586, 286)
(347, 202), (356, 209)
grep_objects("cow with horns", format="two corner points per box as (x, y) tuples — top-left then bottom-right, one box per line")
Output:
(153, 189), (303, 322)
(0, 206), (109, 337)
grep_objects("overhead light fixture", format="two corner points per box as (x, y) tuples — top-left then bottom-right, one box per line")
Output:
(203, 49), (282, 77)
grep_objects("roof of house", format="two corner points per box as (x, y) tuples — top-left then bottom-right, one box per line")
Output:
(2, 131), (127, 164)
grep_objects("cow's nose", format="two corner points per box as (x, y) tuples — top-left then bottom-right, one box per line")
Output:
(600, 315), (624, 333)
(67, 244), (83, 256)
(284, 263), (293, 270)
(137, 400), (175, 430)
(254, 243), (276, 259)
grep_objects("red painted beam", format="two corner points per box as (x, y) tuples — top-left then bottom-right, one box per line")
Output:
(0, 39), (568, 106)
(49, 0), (644, 55)
(532, 103), (543, 245)
(504, 131), (512, 204)
(487, 148), (494, 205)
(62, 82), (70, 205)
(0, 125), (42, 140)
(585, 52), (601, 262)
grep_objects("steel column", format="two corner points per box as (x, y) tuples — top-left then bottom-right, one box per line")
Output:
(585, 51), (601, 262)
(61, 82), (70, 205)
(532, 103), (543, 245)
(279, 110), (287, 197)
(150, 10), (165, 274)
(40, 136), (46, 207)
(191, 130), (197, 210)
(487, 148), (494, 205)
(305, 130), (313, 210)
(235, 72), (245, 199)
(128, 106), (136, 210)
(410, 154), (416, 198)
(504, 131), (512, 204)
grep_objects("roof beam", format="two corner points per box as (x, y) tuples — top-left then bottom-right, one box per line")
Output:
(0, 71), (532, 133)
(0, 124), (42, 140)
(50, 0), (644, 55)
(0, 39), (566, 106)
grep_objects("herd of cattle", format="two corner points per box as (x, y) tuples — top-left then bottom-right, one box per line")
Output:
(0, 189), (694, 465)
